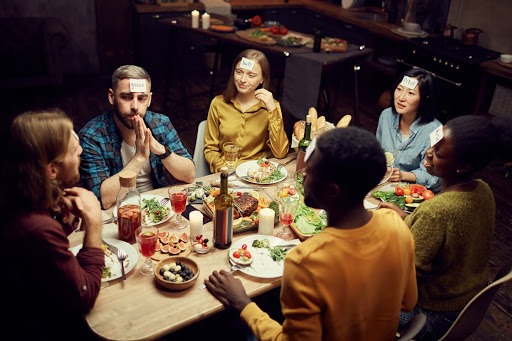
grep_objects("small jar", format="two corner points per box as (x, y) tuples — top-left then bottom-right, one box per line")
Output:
(116, 171), (141, 244)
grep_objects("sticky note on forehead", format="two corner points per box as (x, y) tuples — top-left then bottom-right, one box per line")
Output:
(240, 57), (255, 71)
(129, 78), (147, 93)
(430, 125), (443, 147)
(400, 76), (418, 89)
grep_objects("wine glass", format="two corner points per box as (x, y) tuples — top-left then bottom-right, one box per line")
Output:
(277, 196), (300, 240)
(222, 142), (240, 173)
(135, 225), (159, 276)
(169, 188), (189, 230)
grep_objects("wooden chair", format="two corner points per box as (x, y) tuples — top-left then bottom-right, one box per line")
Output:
(438, 260), (512, 340)
(193, 120), (211, 178)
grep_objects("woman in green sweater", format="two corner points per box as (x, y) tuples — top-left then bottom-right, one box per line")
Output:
(380, 115), (512, 340)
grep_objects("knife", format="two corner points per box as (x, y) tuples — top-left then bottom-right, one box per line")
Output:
(102, 239), (118, 254)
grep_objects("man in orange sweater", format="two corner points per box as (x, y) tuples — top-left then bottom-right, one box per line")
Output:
(205, 127), (418, 340)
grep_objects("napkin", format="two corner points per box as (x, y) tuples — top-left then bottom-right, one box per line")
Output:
(363, 200), (378, 210)
(199, 0), (231, 17)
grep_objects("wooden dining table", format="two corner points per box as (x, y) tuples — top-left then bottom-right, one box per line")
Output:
(68, 153), (295, 340)
(69, 152), (384, 340)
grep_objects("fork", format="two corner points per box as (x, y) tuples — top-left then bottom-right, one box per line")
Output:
(117, 249), (127, 281)
(160, 197), (169, 206)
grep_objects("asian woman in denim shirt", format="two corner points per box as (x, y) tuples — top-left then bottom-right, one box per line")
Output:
(376, 68), (441, 191)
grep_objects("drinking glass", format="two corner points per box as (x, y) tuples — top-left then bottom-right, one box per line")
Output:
(169, 188), (189, 230)
(277, 196), (300, 240)
(135, 225), (159, 276)
(222, 142), (240, 173)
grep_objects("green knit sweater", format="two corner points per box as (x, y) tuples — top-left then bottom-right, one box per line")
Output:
(405, 179), (495, 311)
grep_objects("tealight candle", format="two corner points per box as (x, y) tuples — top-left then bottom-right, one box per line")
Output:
(189, 211), (203, 240)
(191, 10), (199, 28)
(258, 208), (275, 235)
(202, 12), (210, 30)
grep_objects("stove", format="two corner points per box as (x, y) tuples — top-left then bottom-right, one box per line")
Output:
(397, 37), (500, 122)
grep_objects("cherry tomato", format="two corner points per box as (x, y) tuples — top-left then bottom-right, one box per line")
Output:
(245, 252), (252, 259)
(196, 234), (203, 240)
(237, 192), (242, 196)
(271, 25), (280, 35)
(251, 15), (262, 27)
(241, 244), (247, 250)
(422, 190), (435, 200)
(403, 188), (411, 196)
(395, 187), (404, 196)
(233, 251), (240, 258)
(405, 197), (414, 204)
(279, 25), (288, 35)
(288, 187), (297, 196)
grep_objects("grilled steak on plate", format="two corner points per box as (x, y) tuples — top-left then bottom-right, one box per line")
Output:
(233, 194), (259, 219)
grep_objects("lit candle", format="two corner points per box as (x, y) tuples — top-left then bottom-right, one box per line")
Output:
(191, 10), (199, 28)
(258, 208), (275, 235)
(189, 211), (203, 240)
(202, 12), (210, 30)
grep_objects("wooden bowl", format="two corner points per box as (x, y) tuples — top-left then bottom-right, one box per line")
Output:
(154, 256), (199, 291)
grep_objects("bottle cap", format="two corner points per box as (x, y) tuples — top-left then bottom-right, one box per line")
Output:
(306, 114), (311, 123)
(119, 170), (137, 187)
(220, 166), (229, 175)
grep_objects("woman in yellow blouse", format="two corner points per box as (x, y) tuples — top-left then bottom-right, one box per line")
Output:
(204, 49), (289, 173)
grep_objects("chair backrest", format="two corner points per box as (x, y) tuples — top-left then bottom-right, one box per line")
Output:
(396, 313), (427, 341)
(438, 261), (512, 341)
(193, 120), (211, 178)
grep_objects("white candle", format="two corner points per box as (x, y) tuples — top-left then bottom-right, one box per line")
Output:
(189, 211), (203, 241)
(258, 208), (275, 235)
(191, 10), (199, 28)
(202, 12), (210, 30)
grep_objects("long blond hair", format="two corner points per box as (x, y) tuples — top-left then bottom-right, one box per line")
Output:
(5, 109), (73, 214)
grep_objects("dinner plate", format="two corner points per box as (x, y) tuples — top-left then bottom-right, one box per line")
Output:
(228, 235), (291, 278)
(392, 27), (429, 38)
(236, 160), (288, 184)
(69, 239), (138, 282)
(113, 194), (174, 226)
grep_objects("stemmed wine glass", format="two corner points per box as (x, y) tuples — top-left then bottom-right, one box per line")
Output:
(223, 142), (240, 173)
(135, 225), (159, 276)
(169, 188), (189, 230)
(277, 196), (300, 240)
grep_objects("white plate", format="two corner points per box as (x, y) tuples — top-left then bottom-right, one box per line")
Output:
(228, 235), (291, 278)
(392, 27), (429, 38)
(236, 160), (288, 184)
(113, 194), (174, 226)
(69, 239), (138, 282)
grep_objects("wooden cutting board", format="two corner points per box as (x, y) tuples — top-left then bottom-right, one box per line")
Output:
(235, 28), (277, 46)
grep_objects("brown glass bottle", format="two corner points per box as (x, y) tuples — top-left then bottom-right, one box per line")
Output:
(213, 167), (233, 249)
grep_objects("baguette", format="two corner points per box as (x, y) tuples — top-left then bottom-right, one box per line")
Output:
(308, 107), (318, 131)
(316, 116), (326, 132)
(293, 120), (305, 141)
(336, 114), (352, 128)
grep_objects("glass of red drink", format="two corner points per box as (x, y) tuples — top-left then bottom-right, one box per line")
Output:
(277, 196), (300, 240)
(135, 225), (159, 276)
(169, 188), (189, 230)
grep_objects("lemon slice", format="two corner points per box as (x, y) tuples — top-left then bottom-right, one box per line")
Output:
(384, 151), (395, 165)
(248, 190), (259, 200)
(233, 217), (243, 228)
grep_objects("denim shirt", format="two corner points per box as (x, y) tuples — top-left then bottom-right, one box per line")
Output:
(376, 108), (441, 191)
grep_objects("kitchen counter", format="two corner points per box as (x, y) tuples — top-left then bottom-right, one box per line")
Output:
(135, 0), (405, 42)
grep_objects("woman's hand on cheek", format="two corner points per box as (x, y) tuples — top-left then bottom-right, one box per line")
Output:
(255, 88), (276, 111)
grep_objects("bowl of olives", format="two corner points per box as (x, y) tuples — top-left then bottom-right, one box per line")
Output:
(155, 257), (199, 291)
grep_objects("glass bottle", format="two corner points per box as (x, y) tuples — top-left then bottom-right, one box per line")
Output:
(313, 26), (322, 53)
(116, 170), (142, 244)
(213, 167), (233, 249)
(296, 114), (312, 172)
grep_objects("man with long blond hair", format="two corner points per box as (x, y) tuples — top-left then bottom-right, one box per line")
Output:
(2, 109), (104, 340)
